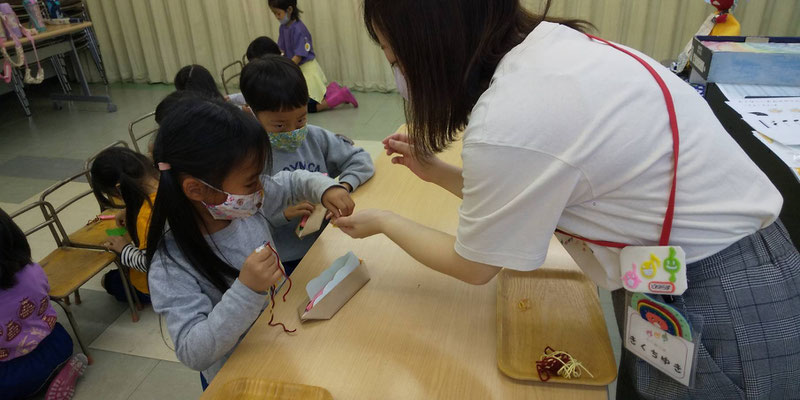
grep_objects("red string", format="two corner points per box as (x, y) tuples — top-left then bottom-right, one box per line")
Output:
(263, 241), (296, 334)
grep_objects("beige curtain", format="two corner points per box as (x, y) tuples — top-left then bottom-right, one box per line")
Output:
(83, 0), (800, 90)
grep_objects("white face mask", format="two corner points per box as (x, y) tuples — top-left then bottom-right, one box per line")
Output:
(199, 180), (264, 221)
(393, 65), (408, 101)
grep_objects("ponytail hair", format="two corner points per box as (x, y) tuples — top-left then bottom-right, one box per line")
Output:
(90, 148), (157, 247)
(146, 97), (271, 292)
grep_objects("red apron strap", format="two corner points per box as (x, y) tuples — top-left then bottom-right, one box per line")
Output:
(556, 34), (680, 248)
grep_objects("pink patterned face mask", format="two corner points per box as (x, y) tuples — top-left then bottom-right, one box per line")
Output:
(199, 180), (264, 220)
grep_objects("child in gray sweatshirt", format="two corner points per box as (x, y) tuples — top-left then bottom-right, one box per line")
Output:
(145, 98), (355, 387)
(240, 55), (375, 274)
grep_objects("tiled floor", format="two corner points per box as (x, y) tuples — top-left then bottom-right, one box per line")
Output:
(1, 81), (621, 399)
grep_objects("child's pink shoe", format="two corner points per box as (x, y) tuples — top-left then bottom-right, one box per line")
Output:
(45, 353), (88, 400)
(325, 85), (358, 109)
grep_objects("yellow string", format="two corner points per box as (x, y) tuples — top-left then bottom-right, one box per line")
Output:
(539, 349), (595, 380)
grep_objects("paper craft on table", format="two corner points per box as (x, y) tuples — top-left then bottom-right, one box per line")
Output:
(298, 251), (370, 321)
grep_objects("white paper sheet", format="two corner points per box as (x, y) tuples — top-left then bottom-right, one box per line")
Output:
(726, 97), (800, 145)
(718, 83), (800, 100)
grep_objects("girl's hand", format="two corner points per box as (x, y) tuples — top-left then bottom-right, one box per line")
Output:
(322, 186), (355, 219)
(115, 209), (127, 228)
(283, 201), (315, 220)
(239, 246), (283, 293)
(382, 133), (443, 182)
(103, 236), (130, 253)
(334, 209), (391, 239)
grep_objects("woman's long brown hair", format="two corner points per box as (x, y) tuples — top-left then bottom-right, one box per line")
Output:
(364, 0), (592, 157)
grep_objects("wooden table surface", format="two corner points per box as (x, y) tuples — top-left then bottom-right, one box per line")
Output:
(2, 21), (92, 49)
(202, 130), (609, 399)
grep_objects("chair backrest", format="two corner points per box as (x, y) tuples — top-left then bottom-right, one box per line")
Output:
(84, 140), (129, 210)
(221, 59), (244, 95)
(38, 168), (97, 244)
(10, 200), (70, 247)
(128, 111), (157, 153)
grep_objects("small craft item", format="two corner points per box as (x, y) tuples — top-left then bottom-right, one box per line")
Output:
(630, 292), (692, 341)
(295, 204), (326, 239)
(620, 246), (687, 295)
(256, 242), (296, 333)
(297, 251), (370, 321)
(105, 227), (127, 237)
(98, 214), (116, 221)
(517, 298), (531, 312)
(536, 346), (594, 382)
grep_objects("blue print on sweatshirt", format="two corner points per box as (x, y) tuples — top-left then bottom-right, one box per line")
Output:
(282, 161), (322, 173)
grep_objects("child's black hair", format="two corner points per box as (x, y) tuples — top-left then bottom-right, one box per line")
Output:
(146, 98), (272, 293)
(239, 55), (309, 112)
(246, 36), (281, 62)
(0, 207), (33, 290)
(174, 65), (224, 100)
(90, 147), (157, 247)
(268, 0), (301, 21)
(155, 91), (204, 125)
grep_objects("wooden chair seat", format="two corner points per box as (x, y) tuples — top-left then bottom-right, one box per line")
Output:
(40, 247), (117, 299)
(68, 213), (123, 249)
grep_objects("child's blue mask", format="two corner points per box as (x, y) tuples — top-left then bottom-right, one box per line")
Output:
(279, 14), (290, 25)
(268, 125), (308, 152)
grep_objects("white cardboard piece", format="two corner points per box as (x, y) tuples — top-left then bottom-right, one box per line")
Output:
(298, 252), (370, 321)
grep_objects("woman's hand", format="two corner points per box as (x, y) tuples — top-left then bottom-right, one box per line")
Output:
(103, 236), (130, 253)
(283, 201), (315, 220)
(321, 186), (355, 219)
(382, 133), (443, 183)
(334, 209), (392, 239)
(239, 246), (283, 293)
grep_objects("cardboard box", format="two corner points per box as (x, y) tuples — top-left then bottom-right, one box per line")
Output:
(298, 252), (370, 321)
(691, 36), (800, 86)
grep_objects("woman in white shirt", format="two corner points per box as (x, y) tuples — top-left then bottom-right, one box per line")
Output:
(335, 0), (800, 398)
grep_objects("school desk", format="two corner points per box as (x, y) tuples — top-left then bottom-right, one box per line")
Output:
(201, 129), (611, 399)
(2, 21), (115, 116)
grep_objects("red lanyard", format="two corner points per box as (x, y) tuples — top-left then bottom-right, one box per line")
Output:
(555, 34), (680, 249)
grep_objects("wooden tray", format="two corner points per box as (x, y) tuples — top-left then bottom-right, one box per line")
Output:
(496, 267), (617, 386)
(218, 378), (333, 400)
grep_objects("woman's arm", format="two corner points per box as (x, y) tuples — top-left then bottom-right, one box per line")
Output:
(336, 210), (501, 285)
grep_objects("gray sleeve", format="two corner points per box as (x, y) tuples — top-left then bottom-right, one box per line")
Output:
(261, 170), (342, 227)
(149, 255), (267, 372)
(317, 127), (375, 191)
(227, 92), (246, 106)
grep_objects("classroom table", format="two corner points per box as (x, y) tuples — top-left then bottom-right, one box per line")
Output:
(1, 21), (115, 116)
(201, 131), (610, 399)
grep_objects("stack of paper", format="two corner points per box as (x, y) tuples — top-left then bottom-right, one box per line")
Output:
(723, 95), (800, 182)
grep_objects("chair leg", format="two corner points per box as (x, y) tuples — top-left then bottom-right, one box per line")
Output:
(74, 288), (82, 305)
(115, 263), (139, 322)
(52, 298), (93, 365)
(64, 296), (70, 306)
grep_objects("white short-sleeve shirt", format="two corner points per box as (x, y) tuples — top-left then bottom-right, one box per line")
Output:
(454, 22), (783, 290)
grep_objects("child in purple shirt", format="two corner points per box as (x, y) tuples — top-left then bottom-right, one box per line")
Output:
(269, 0), (359, 113)
(0, 208), (87, 398)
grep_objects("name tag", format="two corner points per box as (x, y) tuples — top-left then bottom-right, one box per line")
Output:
(620, 246), (687, 295)
(624, 293), (698, 387)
